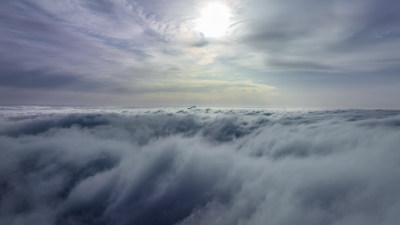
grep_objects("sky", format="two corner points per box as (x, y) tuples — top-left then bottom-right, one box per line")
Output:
(0, 0), (399, 108)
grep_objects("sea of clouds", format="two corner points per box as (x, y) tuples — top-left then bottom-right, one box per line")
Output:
(1, 106), (400, 225)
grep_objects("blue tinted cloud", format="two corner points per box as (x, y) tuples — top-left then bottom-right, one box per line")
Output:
(1, 107), (400, 225)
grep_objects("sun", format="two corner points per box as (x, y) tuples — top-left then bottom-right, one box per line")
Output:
(195, 3), (231, 38)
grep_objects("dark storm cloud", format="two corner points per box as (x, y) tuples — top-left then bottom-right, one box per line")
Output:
(1, 107), (400, 225)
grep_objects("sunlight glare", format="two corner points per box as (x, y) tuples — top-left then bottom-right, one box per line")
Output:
(195, 3), (231, 38)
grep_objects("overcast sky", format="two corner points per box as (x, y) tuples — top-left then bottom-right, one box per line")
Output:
(1, 0), (399, 108)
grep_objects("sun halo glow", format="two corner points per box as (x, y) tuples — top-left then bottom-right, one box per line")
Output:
(195, 3), (231, 38)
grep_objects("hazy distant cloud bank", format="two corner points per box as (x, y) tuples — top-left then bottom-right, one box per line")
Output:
(1, 107), (400, 225)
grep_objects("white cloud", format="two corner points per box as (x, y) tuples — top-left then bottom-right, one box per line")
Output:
(1, 107), (400, 224)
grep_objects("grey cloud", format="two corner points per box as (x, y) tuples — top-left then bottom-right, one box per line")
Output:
(266, 58), (332, 71)
(192, 33), (209, 48)
(1, 107), (400, 225)
(0, 0), (177, 95)
(192, 40), (209, 48)
(0, 67), (79, 89)
(1, 0), (399, 107)
(236, 0), (400, 72)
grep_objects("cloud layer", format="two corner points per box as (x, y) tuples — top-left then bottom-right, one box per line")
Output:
(1, 107), (400, 225)
(1, 0), (400, 107)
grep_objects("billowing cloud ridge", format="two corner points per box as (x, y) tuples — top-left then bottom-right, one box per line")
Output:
(1, 107), (400, 225)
